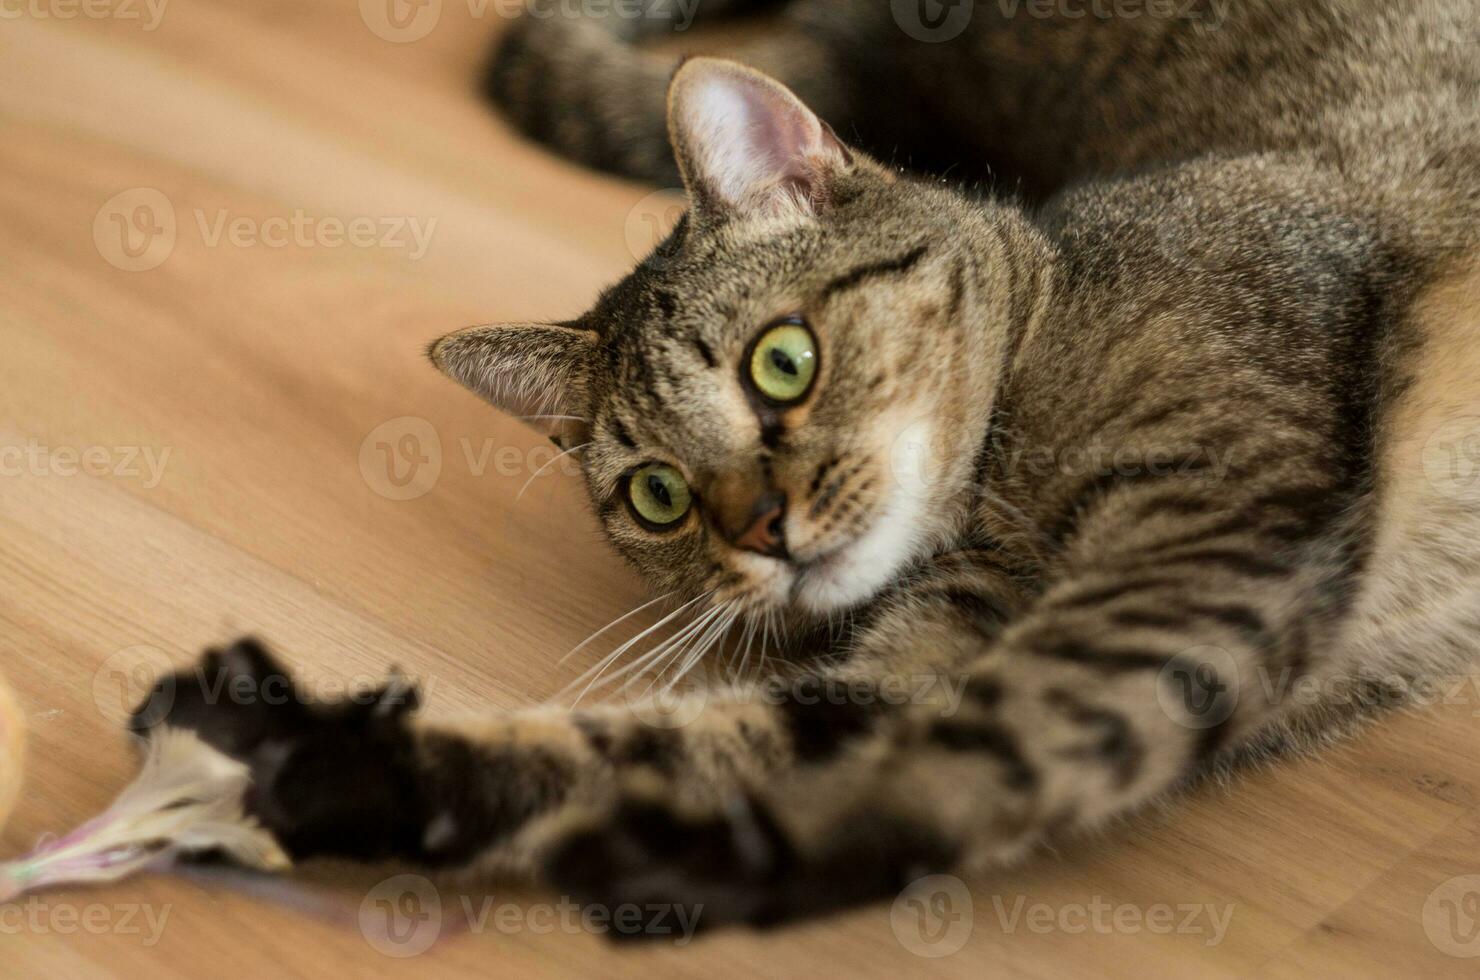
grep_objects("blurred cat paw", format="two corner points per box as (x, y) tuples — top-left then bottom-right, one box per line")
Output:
(126, 637), (424, 860)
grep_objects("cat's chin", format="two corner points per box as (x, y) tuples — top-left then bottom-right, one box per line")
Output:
(789, 541), (901, 614)
(788, 496), (929, 616)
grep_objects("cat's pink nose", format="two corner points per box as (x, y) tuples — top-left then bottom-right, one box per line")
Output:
(732, 492), (788, 559)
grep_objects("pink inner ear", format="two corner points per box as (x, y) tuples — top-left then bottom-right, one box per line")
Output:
(673, 60), (849, 216)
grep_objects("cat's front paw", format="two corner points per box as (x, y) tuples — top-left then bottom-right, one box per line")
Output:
(127, 637), (426, 860)
(130, 637), (307, 754)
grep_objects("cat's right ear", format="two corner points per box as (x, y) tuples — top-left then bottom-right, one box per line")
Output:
(666, 57), (853, 223)
(427, 322), (598, 436)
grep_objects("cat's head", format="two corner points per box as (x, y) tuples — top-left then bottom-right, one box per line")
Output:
(432, 59), (1019, 622)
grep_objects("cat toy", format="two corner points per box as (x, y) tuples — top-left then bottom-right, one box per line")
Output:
(0, 671), (289, 902)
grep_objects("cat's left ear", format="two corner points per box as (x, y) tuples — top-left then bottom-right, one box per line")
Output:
(666, 57), (853, 222)
(428, 322), (598, 439)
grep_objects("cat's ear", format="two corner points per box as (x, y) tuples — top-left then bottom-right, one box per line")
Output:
(666, 57), (853, 222)
(428, 322), (598, 436)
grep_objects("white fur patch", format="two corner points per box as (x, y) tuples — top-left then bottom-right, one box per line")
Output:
(793, 419), (935, 614)
(687, 78), (767, 207)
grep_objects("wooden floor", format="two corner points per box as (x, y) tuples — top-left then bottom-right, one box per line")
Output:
(4, 3), (1480, 975)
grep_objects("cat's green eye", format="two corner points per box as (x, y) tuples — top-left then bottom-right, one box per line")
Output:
(748, 320), (818, 404)
(627, 462), (692, 529)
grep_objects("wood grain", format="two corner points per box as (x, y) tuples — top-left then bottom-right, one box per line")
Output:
(3, 3), (1480, 975)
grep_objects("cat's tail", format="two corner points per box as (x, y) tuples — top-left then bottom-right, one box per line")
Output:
(483, 0), (857, 186)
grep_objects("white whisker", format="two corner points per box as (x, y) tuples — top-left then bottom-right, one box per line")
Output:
(666, 604), (738, 696)
(558, 590), (676, 666)
(556, 592), (708, 704)
(623, 601), (730, 701)
(760, 609), (776, 679)
(516, 442), (590, 501)
(585, 595), (719, 694)
(734, 613), (758, 683)
(603, 596), (732, 695)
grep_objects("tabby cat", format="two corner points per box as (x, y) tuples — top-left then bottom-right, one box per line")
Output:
(132, 0), (1480, 933)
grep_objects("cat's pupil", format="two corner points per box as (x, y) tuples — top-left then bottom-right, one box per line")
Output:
(770, 347), (797, 376)
(647, 474), (672, 508)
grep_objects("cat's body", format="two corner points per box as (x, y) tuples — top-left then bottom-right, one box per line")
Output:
(134, 0), (1480, 932)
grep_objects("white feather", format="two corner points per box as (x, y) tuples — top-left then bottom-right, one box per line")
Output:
(0, 727), (288, 901)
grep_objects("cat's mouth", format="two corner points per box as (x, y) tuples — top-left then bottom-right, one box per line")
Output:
(725, 517), (902, 618)
(781, 484), (928, 615)
(787, 546), (855, 608)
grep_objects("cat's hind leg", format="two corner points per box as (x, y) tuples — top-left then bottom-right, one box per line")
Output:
(484, 0), (897, 185)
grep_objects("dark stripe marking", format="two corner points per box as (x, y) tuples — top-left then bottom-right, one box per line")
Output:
(1052, 576), (1184, 611)
(820, 244), (929, 301)
(693, 336), (716, 368)
(932, 587), (1012, 637)
(778, 676), (887, 764)
(928, 720), (1039, 792)
(1145, 547), (1291, 579)
(1044, 688), (1144, 790)
(609, 417), (637, 449)
(1029, 640), (1171, 674)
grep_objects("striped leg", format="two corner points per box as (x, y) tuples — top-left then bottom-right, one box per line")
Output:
(545, 483), (1369, 930)
(484, 1), (902, 185)
(127, 547), (1025, 876)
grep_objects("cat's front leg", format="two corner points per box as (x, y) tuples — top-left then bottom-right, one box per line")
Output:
(128, 637), (740, 868)
(547, 486), (1369, 931)
(126, 636), (927, 874)
(543, 597), (1298, 933)
(128, 548), (1028, 872)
